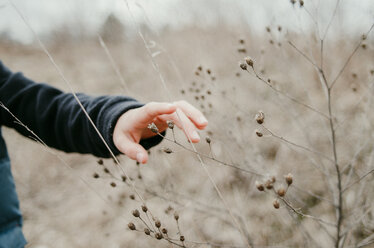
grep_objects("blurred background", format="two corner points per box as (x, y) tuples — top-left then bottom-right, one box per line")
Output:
(1, 0), (374, 247)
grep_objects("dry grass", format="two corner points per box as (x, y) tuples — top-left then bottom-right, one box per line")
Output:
(1, 14), (374, 248)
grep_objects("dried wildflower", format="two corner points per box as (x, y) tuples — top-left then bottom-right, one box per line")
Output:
(162, 148), (173, 154)
(132, 209), (140, 218)
(180, 236), (185, 242)
(238, 48), (247, 53)
(155, 233), (163, 240)
(285, 173), (293, 185)
(121, 175), (127, 182)
(299, 0), (304, 6)
(255, 111), (265, 124)
(255, 181), (265, 191)
(205, 136), (211, 144)
(245, 57), (254, 67)
(93, 173), (99, 179)
(167, 120), (174, 129)
(104, 168), (110, 174)
(197, 65), (202, 71)
(207, 69), (211, 74)
(362, 34), (367, 40)
(207, 90), (211, 95)
(290, 0), (296, 4)
(97, 159), (103, 165)
(141, 205), (148, 213)
(278, 26), (282, 32)
(155, 220), (161, 228)
(266, 26), (271, 32)
(239, 39), (245, 44)
(174, 212), (179, 221)
(128, 222), (136, 230)
(148, 123), (159, 133)
(239, 62), (248, 71)
(255, 130), (263, 137)
(277, 187), (286, 197)
(273, 199), (280, 209)
(130, 194), (135, 200)
(271, 176), (276, 183)
(161, 228), (168, 234)
(361, 43), (367, 49)
(110, 182), (116, 188)
(144, 228), (151, 235)
(265, 180), (273, 190)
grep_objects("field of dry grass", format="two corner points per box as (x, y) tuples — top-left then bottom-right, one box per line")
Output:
(1, 6), (374, 247)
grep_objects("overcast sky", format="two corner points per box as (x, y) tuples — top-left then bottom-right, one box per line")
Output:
(1, 0), (373, 43)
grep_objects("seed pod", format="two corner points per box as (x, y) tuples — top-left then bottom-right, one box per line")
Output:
(110, 182), (116, 188)
(97, 159), (104, 165)
(285, 173), (293, 186)
(207, 69), (211, 74)
(271, 176), (276, 183)
(264, 180), (273, 190)
(128, 222), (136, 230)
(245, 57), (254, 68)
(299, 0), (304, 7)
(141, 205), (148, 213)
(255, 111), (265, 124)
(273, 199), (280, 209)
(167, 120), (174, 129)
(180, 235), (185, 242)
(155, 233), (163, 240)
(290, 0), (296, 4)
(93, 173), (99, 179)
(255, 181), (265, 191)
(132, 209), (140, 218)
(104, 168), (110, 174)
(121, 175), (127, 182)
(144, 228), (151, 235)
(362, 34), (367, 40)
(155, 220), (161, 228)
(277, 187), (286, 197)
(148, 123), (159, 133)
(266, 26), (271, 33)
(130, 194), (135, 200)
(255, 130), (263, 137)
(174, 212), (179, 221)
(205, 136), (211, 144)
(197, 65), (202, 71)
(161, 228), (168, 234)
(162, 148), (173, 154)
(239, 62), (247, 71)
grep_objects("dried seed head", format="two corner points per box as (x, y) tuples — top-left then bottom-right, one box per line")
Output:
(104, 168), (110, 174)
(167, 120), (174, 129)
(255, 111), (265, 124)
(278, 26), (282, 32)
(290, 0), (296, 4)
(110, 182), (116, 187)
(197, 65), (202, 71)
(271, 176), (276, 183)
(155, 220), (161, 228)
(255, 181), (265, 191)
(128, 222), (136, 230)
(266, 26), (271, 32)
(264, 180), (273, 190)
(285, 173), (293, 185)
(255, 130), (263, 137)
(144, 228), (151, 235)
(207, 69), (211, 74)
(93, 173), (99, 179)
(205, 136), (211, 144)
(245, 57), (254, 67)
(362, 34), (367, 40)
(361, 43), (367, 49)
(132, 209), (140, 218)
(97, 159), (104, 165)
(155, 233), (163, 240)
(299, 0), (304, 6)
(130, 194), (135, 200)
(180, 235), (185, 242)
(162, 147), (173, 154)
(239, 39), (245, 44)
(174, 212), (179, 221)
(148, 123), (159, 133)
(141, 205), (148, 213)
(273, 199), (280, 209)
(277, 187), (286, 197)
(121, 175), (127, 182)
(239, 62), (248, 71)
(161, 228), (168, 234)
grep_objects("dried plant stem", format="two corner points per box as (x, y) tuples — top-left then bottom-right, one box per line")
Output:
(261, 125), (334, 163)
(342, 168), (374, 193)
(157, 132), (264, 177)
(247, 67), (329, 119)
(279, 197), (336, 227)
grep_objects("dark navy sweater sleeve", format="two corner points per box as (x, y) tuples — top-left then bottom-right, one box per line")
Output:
(0, 61), (163, 158)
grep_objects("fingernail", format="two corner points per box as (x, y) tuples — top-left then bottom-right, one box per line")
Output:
(191, 131), (200, 141)
(136, 153), (144, 164)
(199, 117), (208, 124)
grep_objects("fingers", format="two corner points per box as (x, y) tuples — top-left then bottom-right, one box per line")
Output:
(137, 102), (177, 125)
(174, 101), (208, 129)
(166, 109), (201, 143)
(115, 135), (149, 164)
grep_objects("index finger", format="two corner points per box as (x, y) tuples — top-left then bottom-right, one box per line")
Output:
(137, 102), (177, 125)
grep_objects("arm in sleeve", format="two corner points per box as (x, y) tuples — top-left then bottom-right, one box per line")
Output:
(0, 61), (163, 158)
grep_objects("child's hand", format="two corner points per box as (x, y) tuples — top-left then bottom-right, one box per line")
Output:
(113, 101), (208, 164)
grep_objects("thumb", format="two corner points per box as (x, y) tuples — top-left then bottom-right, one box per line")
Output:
(116, 136), (149, 164)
